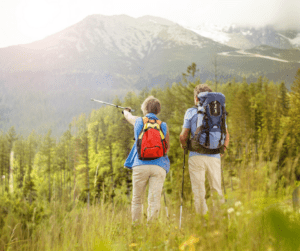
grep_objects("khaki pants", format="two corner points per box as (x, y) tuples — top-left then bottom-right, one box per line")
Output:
(132, 165), (166, 222)
(188, 155), (225, 215)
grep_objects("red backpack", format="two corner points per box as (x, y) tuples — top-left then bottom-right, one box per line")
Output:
(137, 117), (167, 160)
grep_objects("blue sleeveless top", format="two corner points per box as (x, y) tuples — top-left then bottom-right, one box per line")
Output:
(124, 113), (170, 173)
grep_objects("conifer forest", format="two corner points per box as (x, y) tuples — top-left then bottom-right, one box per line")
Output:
(1, 67), (300, 251)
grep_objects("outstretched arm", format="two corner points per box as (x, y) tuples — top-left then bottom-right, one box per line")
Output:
(123, 109), (138, 126)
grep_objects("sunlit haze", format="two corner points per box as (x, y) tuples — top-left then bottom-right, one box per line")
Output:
(1, 0), (300, 48)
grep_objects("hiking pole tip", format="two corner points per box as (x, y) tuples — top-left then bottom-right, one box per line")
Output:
(179, 148), (186, 229)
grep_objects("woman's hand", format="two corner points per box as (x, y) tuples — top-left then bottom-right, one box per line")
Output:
(122, 107), (132, 114)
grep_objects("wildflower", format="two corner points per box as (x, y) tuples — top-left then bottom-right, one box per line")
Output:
(129, 243), (137, 247)
(235, 201), (242, 208)
(179, 235), (199, 251)
(214, 231), (220, 236)
(227, 208), (234, 214)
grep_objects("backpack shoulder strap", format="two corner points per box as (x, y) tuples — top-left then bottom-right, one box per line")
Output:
(138, 117), (148, 139)
(156, 120), (162, 126)
(156, 120), (165, 139)
(142, 117), (149, 125)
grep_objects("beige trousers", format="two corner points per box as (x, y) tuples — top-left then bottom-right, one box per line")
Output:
(132, 165), (166, 222)
(188, 155), (225, 215)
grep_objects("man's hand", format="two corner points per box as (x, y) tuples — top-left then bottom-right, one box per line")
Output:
(180, 143), (187, 149)
(221, 145), (228, 157)
(179, 128), (190, 150)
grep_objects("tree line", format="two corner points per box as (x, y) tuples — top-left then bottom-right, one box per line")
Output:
(1, 66), (300, 209)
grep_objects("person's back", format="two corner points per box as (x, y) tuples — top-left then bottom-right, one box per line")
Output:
(179, 84), (229, 216)
(123, 96), (170, 223)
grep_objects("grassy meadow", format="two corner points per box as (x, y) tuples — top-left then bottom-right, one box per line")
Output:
(1, 151), (300, 251)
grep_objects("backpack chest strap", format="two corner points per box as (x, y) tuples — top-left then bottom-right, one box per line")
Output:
(143, 117), (162, 125)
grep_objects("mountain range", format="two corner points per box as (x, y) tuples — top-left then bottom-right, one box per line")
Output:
(184, 23), (300, 50)
(0, 15), (299, 136)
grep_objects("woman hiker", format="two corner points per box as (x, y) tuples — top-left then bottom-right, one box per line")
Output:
(123, 96), (170, 223)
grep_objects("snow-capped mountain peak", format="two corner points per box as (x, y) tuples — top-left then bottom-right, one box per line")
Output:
(184, 23), (300, 50)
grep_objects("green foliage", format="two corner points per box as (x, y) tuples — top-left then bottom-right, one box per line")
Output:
(264, 207), (300, 251)
(1, 67), (300, 250)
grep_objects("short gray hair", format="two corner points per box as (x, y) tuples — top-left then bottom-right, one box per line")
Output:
(194, 84), (212, 98)
(141, 96), (161, 115)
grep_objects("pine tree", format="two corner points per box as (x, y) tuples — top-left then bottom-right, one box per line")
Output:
(24, 131), (38, 203)
(60, 129), (73, 200)
(14, 137), (25, 189)
(0, 133), (7, 194)
(0, 132), (9, 193)
(75, 114), (91, 207)
(278, 81), (289, 115)
(6, 126), (17, 193)
(289, 69), (300, 176)
(40, 130), (55, 202)
(289, 69), (300, 139)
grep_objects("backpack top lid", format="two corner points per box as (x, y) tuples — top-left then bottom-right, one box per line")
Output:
(197, 92), (225, 107)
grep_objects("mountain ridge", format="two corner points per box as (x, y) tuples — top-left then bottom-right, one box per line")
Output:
(184, 23), (300, 50)
(0, 14), (299, 136)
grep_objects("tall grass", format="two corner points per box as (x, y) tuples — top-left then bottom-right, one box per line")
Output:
(2, 147), (300, 251)
(4, 197), (300, 251)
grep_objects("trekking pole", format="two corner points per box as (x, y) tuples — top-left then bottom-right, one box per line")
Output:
(221, 158), (227, 202)
(163, 189), (169, 218)
(179, 149), (186, 229)
(91, 99), (135, 112)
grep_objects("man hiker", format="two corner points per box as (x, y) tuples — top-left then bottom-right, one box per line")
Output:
(123, 96), (170, 222)
(179, 84), (230, 216)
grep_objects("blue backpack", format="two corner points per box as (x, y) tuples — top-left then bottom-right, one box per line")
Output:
(188, 92), (227, 154)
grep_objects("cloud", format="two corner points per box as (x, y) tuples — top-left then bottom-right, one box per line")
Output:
(187, 0), (300, 29)
(2, 0), (300, 48)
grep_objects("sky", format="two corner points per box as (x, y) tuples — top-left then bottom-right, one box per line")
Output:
(1, 0), (300, 48)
